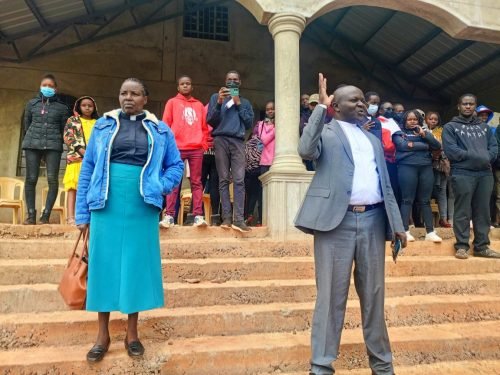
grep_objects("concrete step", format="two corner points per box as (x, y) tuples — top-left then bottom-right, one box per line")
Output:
(1, 295), (499, 350)
(1, 273), (499, 313)
(2, 237), (484, 260)
(1, 256), (499, 285)
(278, 360), (500, 374)
(0, 321), (499, 374)
(0, 224), (268, 240)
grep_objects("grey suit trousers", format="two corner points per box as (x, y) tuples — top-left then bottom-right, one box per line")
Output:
(310, 206), (393, 375)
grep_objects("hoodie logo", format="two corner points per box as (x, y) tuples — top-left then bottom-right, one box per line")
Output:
(182, 107), (198, 126)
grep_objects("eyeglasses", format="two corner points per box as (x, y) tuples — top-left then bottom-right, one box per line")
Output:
(384, 107), (394, 112)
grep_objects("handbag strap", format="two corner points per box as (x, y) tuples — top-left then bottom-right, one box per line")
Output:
(67, 229), (89, 267)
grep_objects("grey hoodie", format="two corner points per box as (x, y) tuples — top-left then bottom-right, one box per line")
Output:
(442, 115), (498, 175)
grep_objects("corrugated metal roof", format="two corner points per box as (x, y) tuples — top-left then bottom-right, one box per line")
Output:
(1, 1), (500, 102)
(307, 5), (500, 102)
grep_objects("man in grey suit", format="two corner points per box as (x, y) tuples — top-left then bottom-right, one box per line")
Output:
(295, 74), (406, 375)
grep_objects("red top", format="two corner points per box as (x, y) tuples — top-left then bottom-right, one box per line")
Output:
(162, 93), (208, 150)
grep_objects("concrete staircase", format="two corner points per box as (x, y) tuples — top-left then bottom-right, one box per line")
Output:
(0, 224), (499, 374)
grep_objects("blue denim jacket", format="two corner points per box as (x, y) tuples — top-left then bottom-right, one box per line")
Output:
(75, 109), (184, 224)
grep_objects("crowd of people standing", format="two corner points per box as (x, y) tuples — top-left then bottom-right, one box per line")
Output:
(21, 71), (275, 233)
(299, 89), (500, 259)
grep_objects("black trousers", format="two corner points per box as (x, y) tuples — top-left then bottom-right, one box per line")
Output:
(201, 153), (220, 215)
(451, 173), (493, 252)
(398, 164), (435, 233)
(244, 166), (269, 223)
(24, 149), (62, 213)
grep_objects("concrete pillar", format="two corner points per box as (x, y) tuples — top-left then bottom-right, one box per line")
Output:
(262, 13), (313, 240)
(268, 13), (306, 174)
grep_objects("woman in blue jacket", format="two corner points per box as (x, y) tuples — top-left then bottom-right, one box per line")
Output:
(76, 78), (184, 362)
(393, 110), (442, 243)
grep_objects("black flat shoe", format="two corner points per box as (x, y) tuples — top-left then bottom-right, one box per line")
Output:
(124, 336), (145, 357)
(86, 339), (110, 362)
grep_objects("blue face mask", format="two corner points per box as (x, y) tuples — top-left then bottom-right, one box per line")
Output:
(40, 87), (56, 98)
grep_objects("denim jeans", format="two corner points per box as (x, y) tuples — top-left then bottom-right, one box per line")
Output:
(214, 136), (246, 222)
(24, 149), (62, 213)
(398, 164), (435, 233)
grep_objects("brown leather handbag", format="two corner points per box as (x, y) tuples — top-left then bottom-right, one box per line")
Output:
(58, 230), (89, 310)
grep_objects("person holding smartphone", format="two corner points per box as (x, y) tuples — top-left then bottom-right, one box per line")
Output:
(206, 70), (254, 232)
(393, 110), (442, 242)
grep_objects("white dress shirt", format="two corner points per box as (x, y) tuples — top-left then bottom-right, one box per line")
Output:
(337, 120), (383, 205)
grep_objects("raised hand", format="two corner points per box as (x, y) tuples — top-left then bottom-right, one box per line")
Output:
(318, 73), (334, 107)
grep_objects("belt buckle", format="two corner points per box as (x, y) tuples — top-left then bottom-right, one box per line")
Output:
(352, 205), (366, 213)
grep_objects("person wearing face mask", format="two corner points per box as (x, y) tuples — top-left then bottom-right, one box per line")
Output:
(393, 103), (405, 126)
(161, 75), (209, 228)
(393, 110), (442, 243)
(22, 74), (71, 224)
(245, 100), (275, 226)
(207, 70), (254, 232)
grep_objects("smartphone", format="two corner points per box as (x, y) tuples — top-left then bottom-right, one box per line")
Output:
(227, 82), (239, 97)
(392, 238), (402, 263)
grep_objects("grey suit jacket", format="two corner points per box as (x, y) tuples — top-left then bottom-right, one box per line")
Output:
(294, 106), (404, 239)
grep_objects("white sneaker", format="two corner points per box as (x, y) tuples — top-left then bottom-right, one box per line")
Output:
(425, 231), (442, 243)
(160, 214), (174, 228)
(193, 215), (207, 227)
(406, 231), (415, 242)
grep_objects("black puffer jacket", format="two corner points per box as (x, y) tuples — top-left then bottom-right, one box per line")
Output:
(22, 94), (71, 152)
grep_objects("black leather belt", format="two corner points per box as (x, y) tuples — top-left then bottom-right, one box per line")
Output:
(347, 202), (383, 213)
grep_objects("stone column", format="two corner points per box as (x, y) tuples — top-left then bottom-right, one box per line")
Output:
(261, 13), (313, 240)
(268, 13), (306, 173)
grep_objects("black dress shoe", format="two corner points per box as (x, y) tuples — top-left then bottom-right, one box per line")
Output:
(86, 339), (110, 362)
(124, 336), (145, 357)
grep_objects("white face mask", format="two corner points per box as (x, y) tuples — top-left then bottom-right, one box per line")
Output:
(367, 104), (379, 116)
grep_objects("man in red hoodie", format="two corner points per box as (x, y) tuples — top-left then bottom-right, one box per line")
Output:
(161, 75), (208, 227)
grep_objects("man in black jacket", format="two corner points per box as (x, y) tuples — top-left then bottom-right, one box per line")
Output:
(442, 93), (500, 259)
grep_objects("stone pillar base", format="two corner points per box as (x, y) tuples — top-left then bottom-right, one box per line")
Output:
(260, 170), (314, 240)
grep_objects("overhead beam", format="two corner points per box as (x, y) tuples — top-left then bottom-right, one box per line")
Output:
(306, 25), (417, 102)
(412, 40), (474, 79)
(360, 10), (396, 46)
(82, 0), (94, 14)
(1, 0), (154, 43)
(321, 6), (351, 46)
(316, 19), (448, 103)
(141, 0), (174, 25)
(23, 0), (229, 62)
(394, 28), (441, 66)
(433, 49), (500, 92)
(26, 27), (67, 58)
(24, 0), (48, 28)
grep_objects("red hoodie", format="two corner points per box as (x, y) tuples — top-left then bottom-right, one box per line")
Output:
(162, 93), (208, 150)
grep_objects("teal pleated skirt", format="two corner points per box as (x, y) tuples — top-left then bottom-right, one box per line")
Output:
(86, 163), (164, 314)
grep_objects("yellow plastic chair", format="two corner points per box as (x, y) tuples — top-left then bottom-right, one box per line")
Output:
(0, 177), (25, 224)
(41, 187), (66, 224)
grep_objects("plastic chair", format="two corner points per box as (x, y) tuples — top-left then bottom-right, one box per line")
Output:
(0, 177), (25, 224)
(41, 187), (66, 224)
(430, 199), (440, 227)
(203, 193), (212, 225)
(178, 189), (192, 226)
